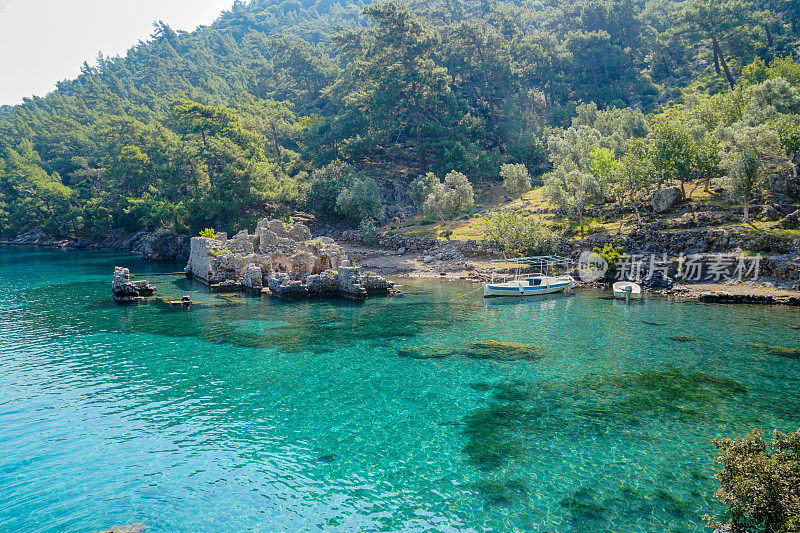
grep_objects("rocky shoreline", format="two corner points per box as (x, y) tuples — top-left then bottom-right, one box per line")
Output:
(6, 223), (800, 305)
(664, 282), (800, 306)
(0, 228), (190, 262)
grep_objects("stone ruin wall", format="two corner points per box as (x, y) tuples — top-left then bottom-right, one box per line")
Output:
(184, 218), (395, 297)
(185, 219), (348, 291)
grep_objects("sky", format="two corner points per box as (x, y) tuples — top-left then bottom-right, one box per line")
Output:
(0, 0), (237, 105)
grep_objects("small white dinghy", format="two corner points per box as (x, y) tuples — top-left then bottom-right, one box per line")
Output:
(613, 281), (642, 301)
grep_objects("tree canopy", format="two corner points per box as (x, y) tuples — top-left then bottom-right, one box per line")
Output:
(0, 0), (798, 237)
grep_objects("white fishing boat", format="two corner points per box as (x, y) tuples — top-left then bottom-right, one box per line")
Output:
(613, 281), (642, 301)
(483, 256), (575, 298)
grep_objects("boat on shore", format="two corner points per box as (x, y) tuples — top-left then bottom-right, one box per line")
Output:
(613, 281), (642, 301)
(483, 256), (575, 298)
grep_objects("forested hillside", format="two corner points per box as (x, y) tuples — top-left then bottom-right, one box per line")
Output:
(0, 0), (798, 238)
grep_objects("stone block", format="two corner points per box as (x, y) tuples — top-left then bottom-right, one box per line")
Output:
(242, 264), (263, 292)
(289, 222), (312, 242)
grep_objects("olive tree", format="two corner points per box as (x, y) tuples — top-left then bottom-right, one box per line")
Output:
(649, 120), (696, 194)
(409, 172), (439, 206)
(774, 115), (800, 183)
(335, 176), (384, 222)
(724, 149), (761, 223)
(543, 166), (602, 236)
(589, 147), (623, 203)
(618, 140), (657, 227)
(418, 170), (475, 232)
(721, 125), (790, 222)
(482, 211), (556, 256)
(499, 163), (532, 198)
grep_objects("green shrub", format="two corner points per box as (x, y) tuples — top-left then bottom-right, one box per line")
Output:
(592, 241), (626, 280)
(482, 211), (556, 256)
(305, 161), (358, 216)
(704, 427), (800, 533)
(199, 228), (215, 238)
(208, 247), (232, 256)
(358, 219), (380, 245)
(335, 176), (384, 223)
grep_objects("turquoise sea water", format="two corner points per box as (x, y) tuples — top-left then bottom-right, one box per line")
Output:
(1, 248), (799, 532)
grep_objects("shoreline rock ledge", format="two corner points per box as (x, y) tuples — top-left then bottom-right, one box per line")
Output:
(184, 219), (397, 299)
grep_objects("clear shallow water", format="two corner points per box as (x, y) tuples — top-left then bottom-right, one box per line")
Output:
(0, 248), (799, 533)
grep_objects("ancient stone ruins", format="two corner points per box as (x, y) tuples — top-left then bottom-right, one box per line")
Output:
(112, 266), (156, 302)
(184, 218), (396, 299)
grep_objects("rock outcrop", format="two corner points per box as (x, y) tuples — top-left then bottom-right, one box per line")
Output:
(3, 228), (190, 262)
(112, 266), (156, 302)
(652, 186), (685, 213)
(779, 209), (800, 229)
(129, 229), (190, 262)
(568, 227), (800, 259)
(339, 231), (501, 257)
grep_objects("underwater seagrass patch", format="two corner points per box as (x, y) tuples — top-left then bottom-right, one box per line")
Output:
(461, 340), (546, 361)
(748, 342), (800, 359)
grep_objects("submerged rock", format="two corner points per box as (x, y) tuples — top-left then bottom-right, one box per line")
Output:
(462, 340), (545, 361)
(560, 487), (607, 525)
(474, 478), (528, 506)
(462, 402), (530, 466)
(752, 343), (800, 359)
(491, 379), (531, 401)
(668, 335), (696, 342)
(92, 524), (145, 533)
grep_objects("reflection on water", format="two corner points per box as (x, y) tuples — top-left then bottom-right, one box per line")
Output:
(0, 248), (799, 532)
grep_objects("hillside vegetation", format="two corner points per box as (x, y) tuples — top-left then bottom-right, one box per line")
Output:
(0, 0), (798, 239)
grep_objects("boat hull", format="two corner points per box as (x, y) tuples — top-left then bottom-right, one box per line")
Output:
(483, 279), (573, 298)
(612, 282), (642, 300)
